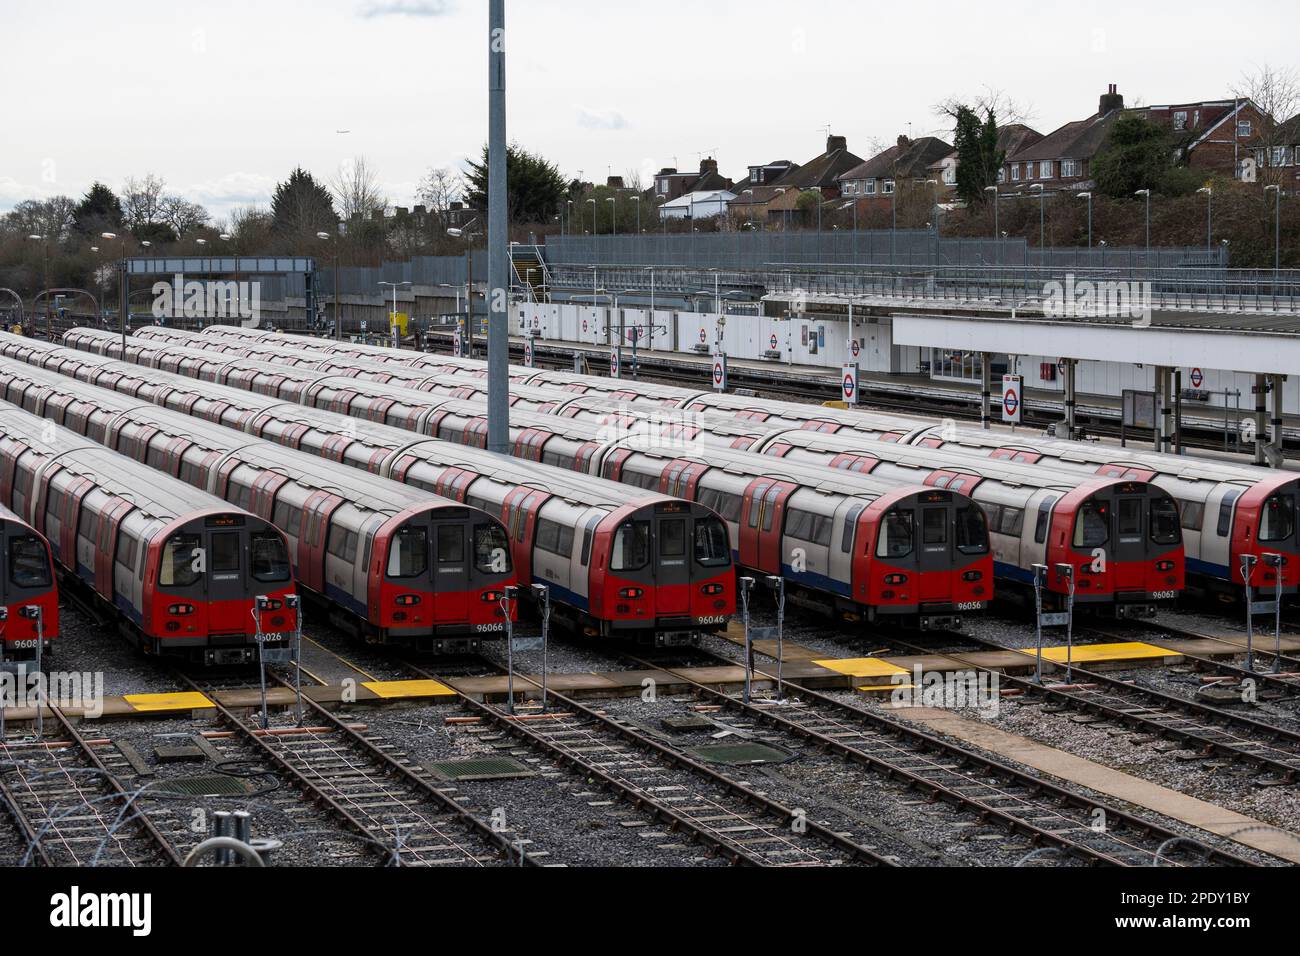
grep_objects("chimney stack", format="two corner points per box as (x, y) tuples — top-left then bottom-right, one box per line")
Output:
(826, 134), (848, 153)
(1099, 83), (1125, 114)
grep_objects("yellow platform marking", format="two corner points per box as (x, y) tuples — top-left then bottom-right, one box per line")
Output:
(124, 692), (215, 713)
(813, 658), (910, 679)
(361, 680), (457, 700)
(1016, 642), (1179, 665)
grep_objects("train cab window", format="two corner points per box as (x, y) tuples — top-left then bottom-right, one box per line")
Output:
(956, 506), (989, 555)
(1150, 498), (1181, 546)
(437, 525), (466, 563)
(694, 517), (730, 568)
(388, 527), (429, 579)
(1035, 497), (1059, 544)
(876, 511), (914, 559)
(1073, 502), (1110, 548)
(611, 521), (651, 572)
(1217, 490), (1243, 537)
(474, 524), (512, 574)
(160, 534), (202, 588)
(9, 536), (51, 588)
(922, 509), (948, 546)
(250, 533), (291, 583)
(1260, 495), (1296, 543)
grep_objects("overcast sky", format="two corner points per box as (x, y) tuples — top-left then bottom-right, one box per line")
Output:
(2, 0), (1296, 222)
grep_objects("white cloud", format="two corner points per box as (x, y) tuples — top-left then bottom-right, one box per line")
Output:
(357, 0), (453, 18)
(577, 108), (630, 131)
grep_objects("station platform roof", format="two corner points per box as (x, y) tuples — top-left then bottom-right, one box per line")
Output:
(891, 311), (1300, 377)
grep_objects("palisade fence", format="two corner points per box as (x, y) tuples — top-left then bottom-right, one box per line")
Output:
(543, 231), (1225, 272)
(260, 232), (1225, 303)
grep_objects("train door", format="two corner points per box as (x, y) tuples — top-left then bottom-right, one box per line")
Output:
(653, 507), (691, 616)
(94, 500), (133, 599)
(758, 483), (797, 574)
(1110, 491), (1149, 592)
(297, 492), (344, 593)
(204, 518), (249, 633)
(828, 501), (865, 595)
(915, 495), (955, 603)
(432, 520), (470, 624)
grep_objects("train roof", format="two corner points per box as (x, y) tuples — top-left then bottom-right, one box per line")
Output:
(0, 405), (242, 523)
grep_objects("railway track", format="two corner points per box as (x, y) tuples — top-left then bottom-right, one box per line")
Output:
(885, 633), (1300, 785)
(0, 707), (184, 867)
(625, 651), (1256, 867)
(177, 672), (534, 867)
(407, 662), (894, 867)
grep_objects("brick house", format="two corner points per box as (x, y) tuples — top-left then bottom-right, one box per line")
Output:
(838, 135), (953, 210)
(649, 159), (733, 203)
(729, 135), (864, 226)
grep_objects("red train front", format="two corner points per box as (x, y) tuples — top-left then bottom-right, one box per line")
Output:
(0, 506), (59, 665)
(142, 511), (299, 665)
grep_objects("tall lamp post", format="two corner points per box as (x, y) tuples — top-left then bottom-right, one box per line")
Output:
(984, 185), (999, 241)
(316, 232), (341, 339)
(1264, 184), (1281, 277)
(1134, 189), (1151, 258)
(1029, 183), (1045, 251)
(1077, 191), (1093, 248)
(100, 232), (127, 348)
(607, 196), (618, 238)
(25, 235), (50, 338)
(486, 0), (509, 455)
(1197, 186), (1213, 253)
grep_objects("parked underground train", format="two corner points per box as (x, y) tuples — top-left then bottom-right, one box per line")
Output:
(0, 503), (58, 665)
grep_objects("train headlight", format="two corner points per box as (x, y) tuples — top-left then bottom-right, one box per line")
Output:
(1156, 561), (1175, 573)
(482, 591), (503, 603)
(962, 571), (983, 582)
(619, 588), (645, 600)
(168, 604), (195, 616)
(395, 595), (423, 607)
(701, 584), (725, 596)
(884, 574), (908, 587)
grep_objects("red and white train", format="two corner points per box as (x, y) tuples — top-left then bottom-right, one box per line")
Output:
(0, 404), (295, 665)
(0, 350), (735, 646)
(0, 503), (58, 665)
(60, 329), (1185, 617)
(156, 325), (1270, 605)
(7, 340), (1001, 629)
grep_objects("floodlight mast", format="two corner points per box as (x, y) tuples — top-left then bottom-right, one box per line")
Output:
(486, 0), (510, 454)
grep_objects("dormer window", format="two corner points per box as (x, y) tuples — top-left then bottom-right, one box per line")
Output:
(1173, 111), (1188, 131)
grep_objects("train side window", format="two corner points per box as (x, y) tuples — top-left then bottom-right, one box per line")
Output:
(956, 506), (989, 555)
(1178, 500), (1204, 532)
(762, 486), (781, 532)
(9, 536), (51, 588)
(876, 511), (914, 559)
(983, 503), (1003, 533)
(611, 521), (651, 572)
(749, 483), (771, 528)
(1260, 495), (1296, 543)
(1035, 497), (1059, 544)
(77, 507), (97, 545)
(1217, 490), (1242, 537)
(580, 516), (600, 566)
(115, 530), (137, 573)
(160, 534), (202, 587)
(841, 505), (865, 554)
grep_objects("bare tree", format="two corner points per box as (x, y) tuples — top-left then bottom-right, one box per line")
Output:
(1233, 64), (1300, 185)
(331, 157), (388, 223)
(935, 87), (1034, 128)
(416, 166), (459, 229)
(121, 174), (168, 230)
(160, 195), (211, 237)
(0, 196), (77, 241)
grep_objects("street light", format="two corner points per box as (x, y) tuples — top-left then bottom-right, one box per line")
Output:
(1197, 186), (1213, 252)
(316, 232), (341, 339)
(101, 232), (127, 346)
(607, 196), (618, 238)
(1264, 184), (1282, 277)
(1029, 183), (1045, 250)
(26, 234), (50, 337)
(378, 280), (412, 346)
(1134, 189), (1151, 257)
(926, 179), (940, 234)
(1076, 192), (1093, 249)
(984, 185), (999, 241)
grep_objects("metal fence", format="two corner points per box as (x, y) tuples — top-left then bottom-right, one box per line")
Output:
(314, 252), (488, 298)
(543, 231), (1225, 271)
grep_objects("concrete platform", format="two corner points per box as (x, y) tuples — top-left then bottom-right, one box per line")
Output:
(900, 706), (1300, 865)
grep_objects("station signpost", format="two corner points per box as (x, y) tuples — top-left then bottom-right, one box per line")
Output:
(842, 363), (860, 405)
(712, 352), (728, 393)
(1002, 374), (1024, 425)
(610, 345), (622, 380)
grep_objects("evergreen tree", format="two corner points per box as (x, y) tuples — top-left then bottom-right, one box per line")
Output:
(72, 183), (124, 237)
(953, 106), (1005, 205)
(271, 168), (339, 237)
(465, 144), (568, 224)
